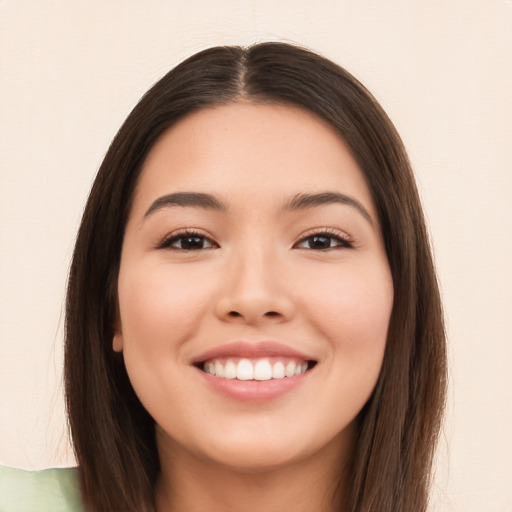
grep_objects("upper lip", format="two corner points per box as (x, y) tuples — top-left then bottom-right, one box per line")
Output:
(191, 341), (316, 364)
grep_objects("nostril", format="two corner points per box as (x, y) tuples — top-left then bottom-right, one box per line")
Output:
(225, 310), (282, 320)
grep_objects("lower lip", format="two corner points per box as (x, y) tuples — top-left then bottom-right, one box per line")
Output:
(195, 367), (311, 402)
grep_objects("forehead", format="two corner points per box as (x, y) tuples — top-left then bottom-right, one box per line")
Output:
(133, 103), (375, 216)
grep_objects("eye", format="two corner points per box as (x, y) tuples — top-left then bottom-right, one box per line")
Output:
(295, 230), (353, 250)
(158, 230), (218, 251)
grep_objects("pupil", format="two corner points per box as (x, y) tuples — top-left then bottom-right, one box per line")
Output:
(310, 235), (330, 249)
(182, 236), (203, 249)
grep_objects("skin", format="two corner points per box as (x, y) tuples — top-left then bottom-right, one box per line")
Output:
(114, 103), (394, 511)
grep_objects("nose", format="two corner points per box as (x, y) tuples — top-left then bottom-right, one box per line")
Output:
(213, 247), (295, 326)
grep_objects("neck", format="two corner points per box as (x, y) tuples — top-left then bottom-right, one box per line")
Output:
(155, 433), (352, 512)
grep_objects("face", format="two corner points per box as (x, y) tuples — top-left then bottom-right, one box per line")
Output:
(114, 103), (393, 472)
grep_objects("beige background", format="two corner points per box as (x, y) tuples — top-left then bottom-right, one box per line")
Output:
(1, 1), (511, 510)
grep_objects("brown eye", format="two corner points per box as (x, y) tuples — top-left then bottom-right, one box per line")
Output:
(159, 231), (217, 250)
(296, 232), (353, 250)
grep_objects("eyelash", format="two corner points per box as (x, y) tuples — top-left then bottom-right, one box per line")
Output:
(294, 228), (354, 250)
(157, 228), (354, 252)
(157, 229), (217, 251)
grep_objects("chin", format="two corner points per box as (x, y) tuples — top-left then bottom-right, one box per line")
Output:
(205, 447), (308, 474)
(191, 426), (346, 474)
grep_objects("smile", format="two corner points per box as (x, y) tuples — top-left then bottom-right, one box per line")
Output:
(192, 341), (318, 401)
(202, 357), (311, 381)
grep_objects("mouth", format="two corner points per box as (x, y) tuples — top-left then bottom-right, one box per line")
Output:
(191, 341), (318, 400)
(196, 357), (317, 381)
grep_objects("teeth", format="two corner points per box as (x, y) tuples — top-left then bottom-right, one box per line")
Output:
(254, 359), (272, 380)
(202, 358), (310, 380)
(224, 360), (237, 379)
(285, 361), (296, 377)
(215, 361), (225, 378)
(272, 361), (285, 379)
(237, 359), (254, 380)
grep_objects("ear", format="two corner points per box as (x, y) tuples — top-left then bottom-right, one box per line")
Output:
(113, 316), (124, 352)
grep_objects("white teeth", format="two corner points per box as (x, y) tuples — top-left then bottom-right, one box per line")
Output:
(272, 361), (285, 379)
(224, 360), (237, 379)
(254, 359), (272, 381)
(285, 361), (296, 377)
(202, 357), (311, 380)
(237, 359), (254, 380)
(215, 361), (225, 378)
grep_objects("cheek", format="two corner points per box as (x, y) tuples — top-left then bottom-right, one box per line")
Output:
(298, 263), (393, 428)
(117, 262), (213, 355)
(116, 263), (215, 428)
(298, 259), (393, 362)
(303, 265), (393, 332)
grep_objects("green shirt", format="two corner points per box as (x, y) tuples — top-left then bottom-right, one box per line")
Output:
(0, 465), (85, 512)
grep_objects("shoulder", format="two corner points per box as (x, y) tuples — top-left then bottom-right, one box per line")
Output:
(0, 465), (85, 512)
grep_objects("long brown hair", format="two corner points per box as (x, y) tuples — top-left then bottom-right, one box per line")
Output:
(65, 42), (446, 511)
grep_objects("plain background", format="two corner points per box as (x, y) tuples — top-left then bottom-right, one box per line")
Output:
(0, 1), (511, 510)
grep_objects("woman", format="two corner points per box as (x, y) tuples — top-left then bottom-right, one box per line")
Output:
(6, 42), (446, 511)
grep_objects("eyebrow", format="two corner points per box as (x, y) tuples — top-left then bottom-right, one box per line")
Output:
(284, 192), (374, 226)
(144, 190), (374, 226)
(144, 192), (228, 217)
